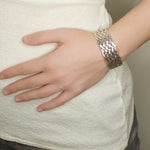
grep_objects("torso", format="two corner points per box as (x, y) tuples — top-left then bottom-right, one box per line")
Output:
(0, 1), (134, 150)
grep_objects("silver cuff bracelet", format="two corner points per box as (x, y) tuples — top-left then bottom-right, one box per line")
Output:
(93, 28), (122, 69)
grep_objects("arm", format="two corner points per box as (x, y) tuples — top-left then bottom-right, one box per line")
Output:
(108, 0), (150, 62)
(0, 0), (149, 112)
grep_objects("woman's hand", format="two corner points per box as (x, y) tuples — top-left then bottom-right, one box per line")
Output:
(0, 28), (109, 112)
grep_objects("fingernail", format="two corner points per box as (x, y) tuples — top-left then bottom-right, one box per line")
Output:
(3, 89), (10, 95)
(23, 35), (31, 43)
(0, 75), (5, 79)
(38, 108), (43, 112)
(15, 97), (22, 102)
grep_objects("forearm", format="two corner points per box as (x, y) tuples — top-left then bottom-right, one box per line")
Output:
(108, 0), (150, 62)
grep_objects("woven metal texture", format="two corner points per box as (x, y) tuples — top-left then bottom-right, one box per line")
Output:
(94, 28), (122, 69)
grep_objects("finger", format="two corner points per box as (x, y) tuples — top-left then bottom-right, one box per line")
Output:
(15, 84), (62, 102)
(0, 57), (43, 79)
(22, 28), (67, 46)
(37, 89), (77, 112)
(3, 72), (49, 95)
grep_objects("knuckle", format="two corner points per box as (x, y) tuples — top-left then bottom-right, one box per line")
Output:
(30, 32), (42, 43)
(36, 32), (44, 43)
(52, 100), (64, 107)
(12, 85), (20, 92)
(55, 71), (65, 80)
(19, 66), (29, 75)
(49, 99), (61, 108)
(4, 87), (14, 94)
(5, 83), (15, 92)
(36, 90), (46, 98)
(43, 103), (53, 110)
(69, 85), (82, 95)
(20, 94), (27, 100)
(61, 98), (67, 105)
(16, 93), (27, 100)
(47, 86), (58, 94)
(50, 71), (66, 83)
(44, 58), (54, 70)
(57, 28), (68, 42)
(50, 101), (57, 107)
(27, 80), (36, 88)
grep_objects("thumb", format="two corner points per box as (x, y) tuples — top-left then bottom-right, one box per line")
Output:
(22, 28), (66, 46)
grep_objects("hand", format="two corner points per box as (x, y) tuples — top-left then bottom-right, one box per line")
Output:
(0, 28), (109, 112)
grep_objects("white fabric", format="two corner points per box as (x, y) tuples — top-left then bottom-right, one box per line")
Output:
(0, 0), (134, 150)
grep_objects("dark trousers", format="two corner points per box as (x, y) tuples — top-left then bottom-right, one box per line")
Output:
(124, 105), (140, 150)
(0, 105), (140, 150)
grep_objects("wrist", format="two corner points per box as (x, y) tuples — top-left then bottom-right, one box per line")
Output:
(107, 26), (129, 62)
(93, 28), (123, 69)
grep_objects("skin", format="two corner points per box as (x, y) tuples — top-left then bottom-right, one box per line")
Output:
(0, 0), (150, 112)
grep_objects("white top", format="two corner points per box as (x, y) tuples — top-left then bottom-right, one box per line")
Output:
(0, 0), (134, 150)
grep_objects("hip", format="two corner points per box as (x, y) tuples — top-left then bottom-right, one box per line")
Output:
(0, 105), (140, 150)
(0, 61), (134, 150)
(0, 2), (135, 149)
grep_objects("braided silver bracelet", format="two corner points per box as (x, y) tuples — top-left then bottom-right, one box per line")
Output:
(93, 28), (122, 69)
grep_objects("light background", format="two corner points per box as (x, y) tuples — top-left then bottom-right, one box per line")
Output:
(105, 0), (150, 149)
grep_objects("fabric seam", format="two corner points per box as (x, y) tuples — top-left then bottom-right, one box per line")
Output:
(112, 68), (128, 148)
